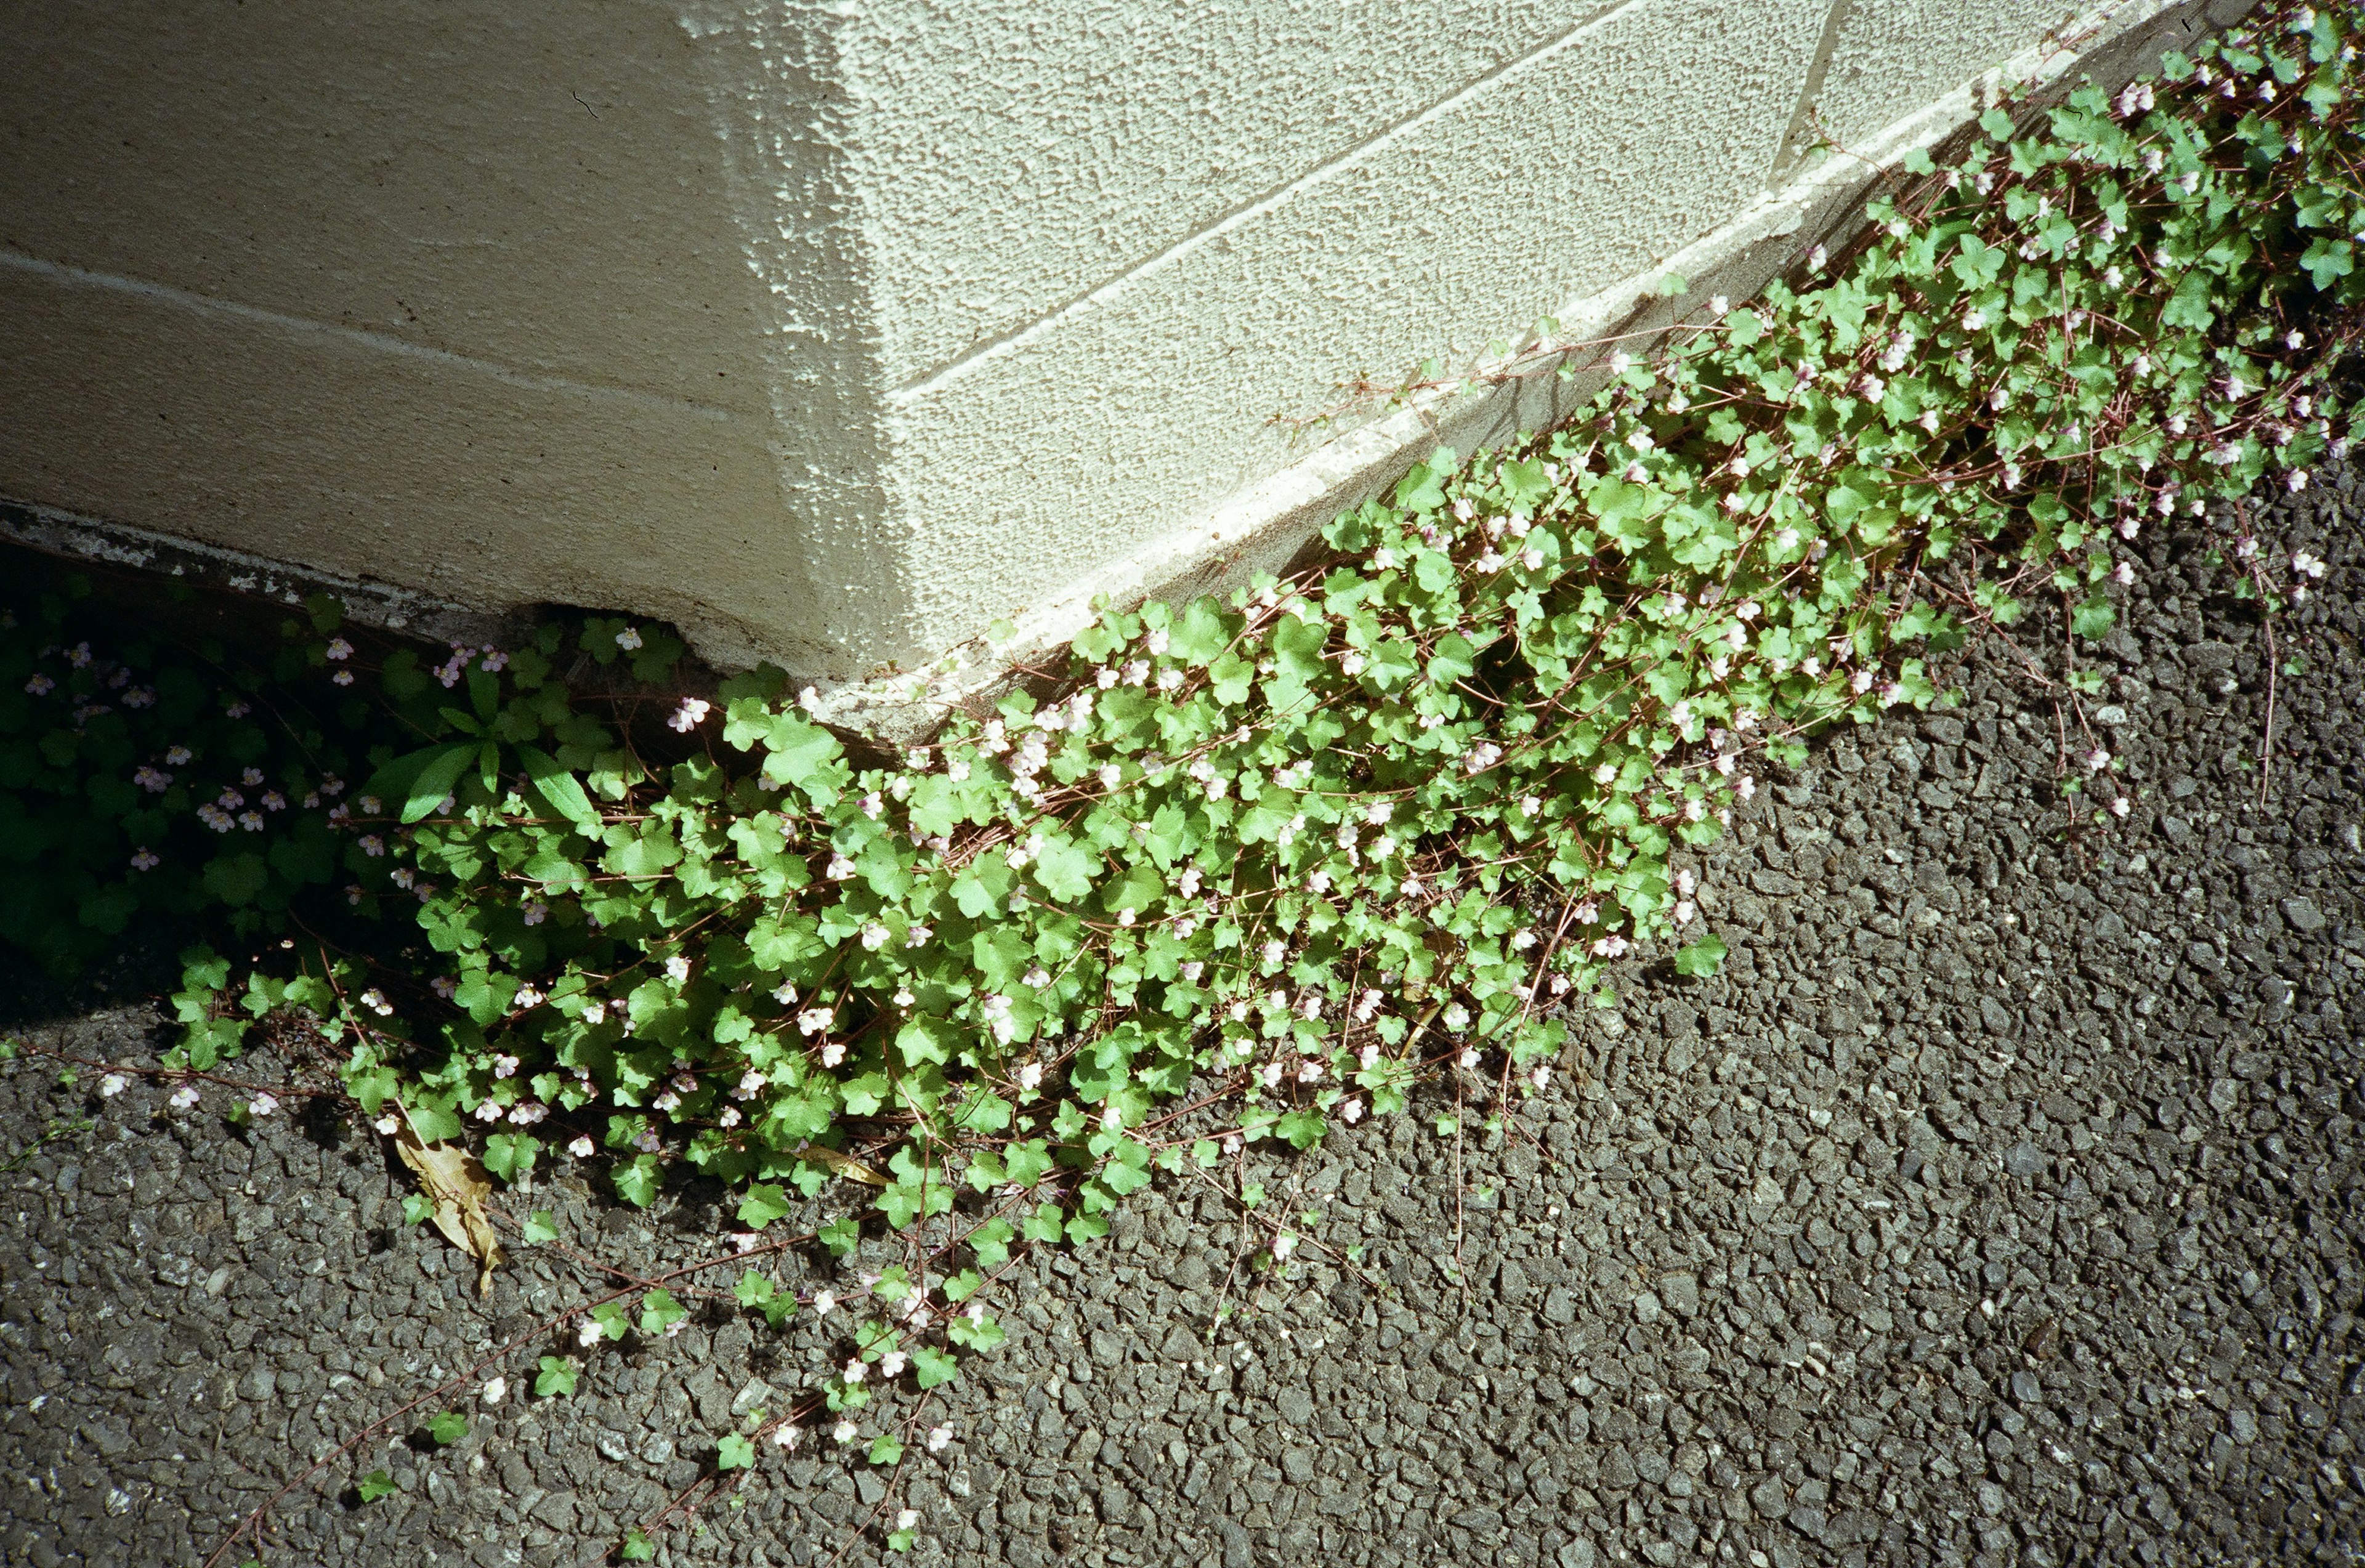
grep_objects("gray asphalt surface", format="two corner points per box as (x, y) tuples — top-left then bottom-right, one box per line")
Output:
(2, 463), (2362, 1568)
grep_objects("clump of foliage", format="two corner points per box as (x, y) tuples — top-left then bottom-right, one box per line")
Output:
(4, 2), (2361, 1553)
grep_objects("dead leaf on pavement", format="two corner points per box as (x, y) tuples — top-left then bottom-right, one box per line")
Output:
(794, 1139), (888, 1187)
(394, 1120), (504, 1295)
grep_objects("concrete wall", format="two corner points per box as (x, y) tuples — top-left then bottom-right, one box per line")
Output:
(0, 0), (2231, 721)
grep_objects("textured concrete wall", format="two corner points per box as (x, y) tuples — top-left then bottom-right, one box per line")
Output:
(0, 0), (2225, 716)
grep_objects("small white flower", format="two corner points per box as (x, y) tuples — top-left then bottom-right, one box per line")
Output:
(774, 1423), (802, 1450)
(843, 1357), (867, 1385)
(927, 1425), (953, 1453)
(569, 1134), (596, 1157)
(897, 1508), (921, 1532)
(482, 1376), (507, 1405)
(248, 1093), (280, 1118)
(834, 1420), (859, 1444)
(615, 627), (643, 651)
(100, 1073), (128, 1098)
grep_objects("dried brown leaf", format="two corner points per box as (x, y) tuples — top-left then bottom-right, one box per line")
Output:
(795, 1141), (887, 1187)
(394, 1123), (504, 1295)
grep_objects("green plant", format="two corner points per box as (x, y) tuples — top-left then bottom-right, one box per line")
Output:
(10, 6), (2363, 1559)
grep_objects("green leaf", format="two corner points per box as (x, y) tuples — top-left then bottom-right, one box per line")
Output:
(637, 1288), (687, 1336)
(427, 1411), (469, 1446)
(1030, 835), (1099, 903)
(1274, 1109), (1326, 1149)
(1673, 934), (1728, 977)
(481, 1132), (538, 1181)
(737, 1182), (792, 1231)
(895, 1014), (956, 1068)
(948, 1309), (1007, 1351)
(734, 1270), (791, 1324)
(911, 1346), (961, 1389)
(517, 745), (599, 832)
(522, 1210), (559, 1245)
(868, 1433), (905, 1466)
(621, 1528), (657, 1562)
(533, 1355), (578, 1398)
(1208, 650), (1256, 705)
(201, 853), (271, 908)
(2159, 270), (2214, 331)
(612, 1156), (659, 1209)
(1498, 458), (1553, 509)
(397, 743), (477, 825)
(1166, 601), (1232, 666)
(1393, 455), (1452, 512)
(2302, 237), (2353, 289)
(357, 1470), (396, 1503)
(1427, 634), (1476, 688)
(590, 1302), (631, 1341)
(716, 1434), (756, 1471)
(759, 716), (843, 793)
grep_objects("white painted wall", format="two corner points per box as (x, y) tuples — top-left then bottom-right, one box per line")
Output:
(0, 0), (2236, 717)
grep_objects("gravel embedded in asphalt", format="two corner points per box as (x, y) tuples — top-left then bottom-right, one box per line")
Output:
(3, 469), (2363, 1568)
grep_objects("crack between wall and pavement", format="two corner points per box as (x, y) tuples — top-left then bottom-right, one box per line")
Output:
(887, 0), (1643, 407)
(0, 249), (745, 423)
